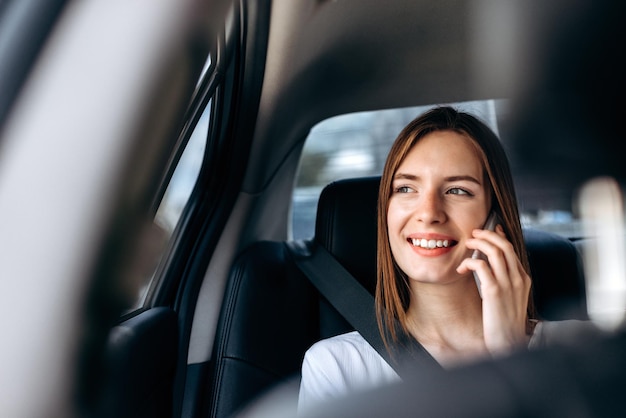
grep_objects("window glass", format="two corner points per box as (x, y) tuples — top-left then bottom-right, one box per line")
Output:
(154, 102), (209, 235)
(292, 100), (581, 240)
(126, 57), (212, 312)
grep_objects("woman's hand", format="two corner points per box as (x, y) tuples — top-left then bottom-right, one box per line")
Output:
(457, 224), (532, 355)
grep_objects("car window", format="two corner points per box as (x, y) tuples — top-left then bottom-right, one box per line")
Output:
(124, 60), (213, 312)
(292, 99), (581, 240)
(155, 102), (210, 235)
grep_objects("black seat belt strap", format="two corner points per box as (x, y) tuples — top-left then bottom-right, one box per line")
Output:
(286, 241), (440, 378)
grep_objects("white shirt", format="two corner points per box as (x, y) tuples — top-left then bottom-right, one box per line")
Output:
(297, 331), (400, 414)
(297, 320), (601, 415)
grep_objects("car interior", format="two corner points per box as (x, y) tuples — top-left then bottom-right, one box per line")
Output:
(95, 1), (607, 417)
(0, 0), (620, 417)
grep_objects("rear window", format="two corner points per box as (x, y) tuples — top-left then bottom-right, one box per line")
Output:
(291, 100), (580, 240)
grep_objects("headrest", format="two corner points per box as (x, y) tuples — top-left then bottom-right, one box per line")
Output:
(315, 176), (380, 295)
(314, 176), (587, 320)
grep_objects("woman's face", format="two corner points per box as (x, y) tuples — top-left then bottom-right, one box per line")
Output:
(387, 130), (491, 285)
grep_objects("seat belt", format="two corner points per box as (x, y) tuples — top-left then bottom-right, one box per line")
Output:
(286, 241), (441, 378)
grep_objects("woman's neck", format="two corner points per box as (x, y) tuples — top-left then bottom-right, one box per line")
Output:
(405, 280), (488, 366)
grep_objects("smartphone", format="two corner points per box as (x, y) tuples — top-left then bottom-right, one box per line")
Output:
(472, 212), (501, 298)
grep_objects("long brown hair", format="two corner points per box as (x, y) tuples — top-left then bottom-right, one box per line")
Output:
(375, 106), (535, 347)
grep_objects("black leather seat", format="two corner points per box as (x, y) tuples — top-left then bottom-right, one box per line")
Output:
(205, 176), (587, 417)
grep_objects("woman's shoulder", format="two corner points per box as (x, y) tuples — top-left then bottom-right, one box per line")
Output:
(303, 330), (398, 379)
(304, 331), (376, 361)
(313, 330), (370, 347)
(299, 330), (399, 407)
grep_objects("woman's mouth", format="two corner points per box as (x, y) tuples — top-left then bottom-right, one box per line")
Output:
(408, 238), (458, 249)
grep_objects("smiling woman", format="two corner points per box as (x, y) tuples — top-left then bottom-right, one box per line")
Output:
(297, 106), (536, 413)
(386, 130), (491, 279)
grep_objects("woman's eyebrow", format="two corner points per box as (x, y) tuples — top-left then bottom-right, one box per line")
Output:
(393, 173), (481, 185)
(445, 175), (481, 185)
(393, 172), (417, 181)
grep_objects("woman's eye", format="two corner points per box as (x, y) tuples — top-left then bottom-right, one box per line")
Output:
(394, 186), (413, 193)
(447, 187), (472, 196)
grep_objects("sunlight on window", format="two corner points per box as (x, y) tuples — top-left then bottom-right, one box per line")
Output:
(155, 101), (210, 234)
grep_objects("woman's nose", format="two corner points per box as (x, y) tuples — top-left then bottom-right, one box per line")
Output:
(414, 191), (445, 224)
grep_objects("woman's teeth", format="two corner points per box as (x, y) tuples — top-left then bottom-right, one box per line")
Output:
(410, 238), (450, 249)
